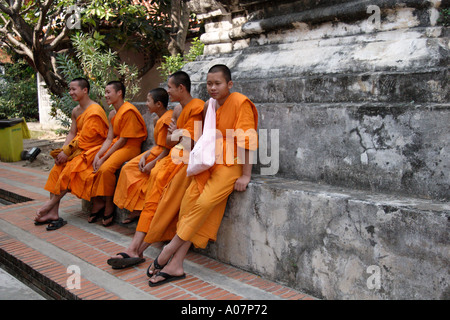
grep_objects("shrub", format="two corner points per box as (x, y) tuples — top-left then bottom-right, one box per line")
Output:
(0, 60), (38, 120)
(158, 37), (204, 78)
(50, 32), (141, 129)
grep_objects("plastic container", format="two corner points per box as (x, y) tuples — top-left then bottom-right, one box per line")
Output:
(0, 118), (25, 162)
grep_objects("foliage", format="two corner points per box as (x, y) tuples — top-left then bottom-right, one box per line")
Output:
(0, 59), (38, 120)
(438, 8), (450, 26)
(0, 0), (171, 97)
(79, 0), (171, 72)
(50, 32), (141, 128)
(158, 37), (205, 79)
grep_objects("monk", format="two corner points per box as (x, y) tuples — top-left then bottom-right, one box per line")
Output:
(148, 64), (258, 287)
(34, 78), (109, 231)
(113, 88), (176, 224)
(107, 71), (204, 269)
(88, 81), (147, 227)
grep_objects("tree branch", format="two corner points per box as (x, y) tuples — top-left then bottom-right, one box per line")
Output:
(12, 0), (23, 12)
(47, 24), (68, 50)
(36, 0), (53, 32)
(4, 30), (33, 60)
(0, 2), (12, 16)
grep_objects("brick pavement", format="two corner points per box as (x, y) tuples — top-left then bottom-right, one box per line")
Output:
(0, 162), (316, 301)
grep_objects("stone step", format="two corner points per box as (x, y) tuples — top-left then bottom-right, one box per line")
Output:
(116, 171), (449, 300)
(0, 162), (315, 303)
(203, 174), (449, 300)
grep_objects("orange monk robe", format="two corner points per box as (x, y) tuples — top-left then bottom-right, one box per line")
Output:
(44, 103), (109, 200)
(135, 98), (204, 238)
(90, 102), (147, 199)
(113, 109), (173, 212)
(176, 92), (258, 248)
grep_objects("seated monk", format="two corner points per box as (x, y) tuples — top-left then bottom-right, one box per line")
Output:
(34, 77), (109, 231)
(147, 64), (258, 287)
(113, 87), (180, 224)
(106, 71), (204, 269)
(88, 81), (147, 227)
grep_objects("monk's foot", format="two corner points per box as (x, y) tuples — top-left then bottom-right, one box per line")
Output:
(102, 211), (114, 227)
(147, 249), (171, 277)
(36, 200), (54, 217)
(148, 264), (185, 286)
(34, 211), (59, 224)
(88, 206), (105, 223)
(110, 250), (142, 260)
(122, 211), (140, 224)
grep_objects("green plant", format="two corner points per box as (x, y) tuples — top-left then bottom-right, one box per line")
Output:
(50, 32), (141, 128)
(158, 37), (204, 78)
(1, 0), (170, 97)
(0, 60), (38, 120)
(438, 8), (450, 26)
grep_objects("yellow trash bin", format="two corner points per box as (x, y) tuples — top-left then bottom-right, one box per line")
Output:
(0, 118), (26, 162)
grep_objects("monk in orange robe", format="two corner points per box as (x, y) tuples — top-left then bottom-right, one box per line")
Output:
(34, 78), (109, 230)
(88, 81), (147, 227)
(113, 88), (175, 224)
(107, 71), (204, 269)
(148, 64), (258, 286)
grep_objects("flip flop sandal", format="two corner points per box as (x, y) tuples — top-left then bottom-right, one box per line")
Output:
(148, 272), (186, 287)
(34, 217), (62, 226)
(102, 212), (115, 227)
(146, 253), (168, 278)
(88, 207), (105, 223)
(107, 252), (145, 269)
(122, 215), (140, 224)
(46, 218), (67, 231)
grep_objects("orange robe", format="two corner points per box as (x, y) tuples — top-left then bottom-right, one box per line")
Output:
(113, 109), (173, 211)
(136, 98), (204, 237)
(89, 102), (147, 198)
(44, 103), (109, 200)
(176, 92), (258, 248)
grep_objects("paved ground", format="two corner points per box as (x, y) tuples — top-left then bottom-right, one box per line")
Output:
(0, 161), (316, 303)
(0, 267), (46, 300)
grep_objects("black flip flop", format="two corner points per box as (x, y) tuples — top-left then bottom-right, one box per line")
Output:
(122, 215), (139, 224)
(146, 253), (168, 278)
(46, 218), (67, 231)
(107, 252), (145, 269)
(148, 272), (186, 287)
(34, 217), (60, 226)
(102, 212), (115, 227)
(88, 207), (105, 223)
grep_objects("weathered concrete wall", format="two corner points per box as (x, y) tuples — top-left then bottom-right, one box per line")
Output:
(184, 1), (450, 200)
(203, 175), (450, 300)
(185, 0), (450, 299)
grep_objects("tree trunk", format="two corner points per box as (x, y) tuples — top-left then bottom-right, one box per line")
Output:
(168, 0), (191, 56)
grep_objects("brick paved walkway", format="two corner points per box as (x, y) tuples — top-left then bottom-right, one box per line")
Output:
(0, 162), (316, 302)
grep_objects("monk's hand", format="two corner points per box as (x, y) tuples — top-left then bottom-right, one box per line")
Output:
(138, 155), (147, 172)
(93, 156), (104, 173)
(142, 161), (155, 174)
(167, 118), (177, 133)
(55, 151), (68, 165)
(234, 175), (251, 192)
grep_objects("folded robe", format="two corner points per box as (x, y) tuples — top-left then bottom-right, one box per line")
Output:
(44, 103), (109, 200)
(89, 101), (148, 198)
(136, 98), (204, 237)
(176, 92), (258, 249)
(113, 109), (173, 211)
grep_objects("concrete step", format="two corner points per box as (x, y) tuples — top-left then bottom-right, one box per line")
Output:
(2, 160), (447, 300)
(206, 174), (449, 300)
(0, 162), (315, 302)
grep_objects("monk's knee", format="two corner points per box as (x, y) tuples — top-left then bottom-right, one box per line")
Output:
(194, 196), (212, 213)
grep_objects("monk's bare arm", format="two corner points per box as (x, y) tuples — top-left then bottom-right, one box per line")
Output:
(234, 148), (253, 192)
(56, 107), (79, 165)
(166, 104), (183, 148)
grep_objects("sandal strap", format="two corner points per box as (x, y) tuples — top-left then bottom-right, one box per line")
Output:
(102, 212), (115, 220)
